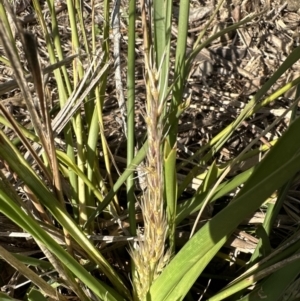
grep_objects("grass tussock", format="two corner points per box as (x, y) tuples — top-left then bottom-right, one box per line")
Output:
(1, 0), (300, 301)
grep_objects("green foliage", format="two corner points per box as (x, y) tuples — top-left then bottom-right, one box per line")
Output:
(0, 0), (299, 300)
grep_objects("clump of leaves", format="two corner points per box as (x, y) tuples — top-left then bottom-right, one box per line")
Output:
(0, 0), (300, 301)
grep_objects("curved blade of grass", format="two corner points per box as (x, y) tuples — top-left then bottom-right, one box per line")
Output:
(212, 258), (300, 301)
(0, 132), (131, 300)
(186, 12), (262, 71)
(249, 86), (300, 266)
(176, 165), (254, 224)
(192, 0), (224, 50)
(250, 181), (293, 265)
(177, 74), (300, 176)
(190, 161), (220, 238)
(215, 161), (300, 297)
(0, 159), (120, 301)
(220, 227), (300, 295)
(187, 97), (296, 242)
(0, 244), (67, 301)
(148, 108), (300, 301)
(85, 140), (148, 228)
(178, 45), (300, 195)
(208, 246), (300, 301)
(11, 254), (52, 270)
(231, 258), (300, 301)
(180, 86), (298, 199)
(176, 140), (277, 224)
(56, 150), (104, 201)
(0, 191), (125, 301)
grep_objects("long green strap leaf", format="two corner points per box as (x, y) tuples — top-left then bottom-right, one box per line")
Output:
(148, 111), (300, 300)
(0, 191), (123, 301)
(0, 131), (131, 300)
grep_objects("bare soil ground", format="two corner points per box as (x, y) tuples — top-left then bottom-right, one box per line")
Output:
(1, 0), (300, 299)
